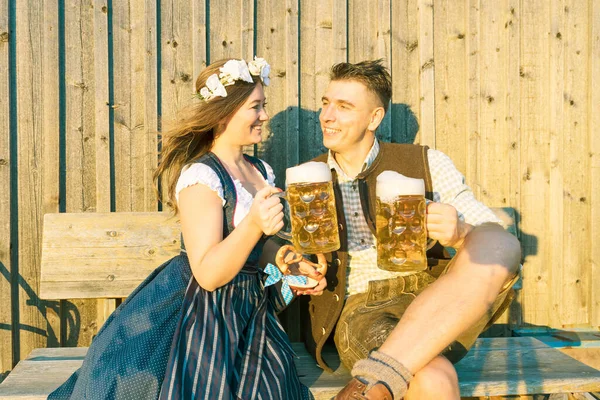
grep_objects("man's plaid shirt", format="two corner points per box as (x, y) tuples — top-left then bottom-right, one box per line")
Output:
(327, 140), (503, 296)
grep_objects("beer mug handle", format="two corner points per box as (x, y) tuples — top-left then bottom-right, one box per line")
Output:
(271, 191), (293, 241)
(424, 199), (438, 251)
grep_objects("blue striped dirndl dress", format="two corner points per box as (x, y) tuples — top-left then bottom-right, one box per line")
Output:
(159, 153), (312, 400)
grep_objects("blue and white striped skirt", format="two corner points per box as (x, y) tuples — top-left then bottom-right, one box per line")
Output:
(160, 268), (312, 400)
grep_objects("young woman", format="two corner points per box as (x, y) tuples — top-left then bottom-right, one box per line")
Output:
(49, 58), (315, 400)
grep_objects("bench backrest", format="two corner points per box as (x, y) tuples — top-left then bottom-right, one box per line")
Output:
(39, 208), (517, 300)
(40, 212), (181, 299)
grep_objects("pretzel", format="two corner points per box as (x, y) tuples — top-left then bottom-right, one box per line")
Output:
(274, 245), (328, 288)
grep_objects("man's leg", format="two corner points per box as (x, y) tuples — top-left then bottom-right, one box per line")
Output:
(377, 224), (521, 374)
(404, 356), (459, 400)
(336, 224), (521, 399)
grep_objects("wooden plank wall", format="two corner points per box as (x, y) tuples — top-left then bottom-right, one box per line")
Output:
(0, 0), (11, 382)
(1, 0), (599, 379)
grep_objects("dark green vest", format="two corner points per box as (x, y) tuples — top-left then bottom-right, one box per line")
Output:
(304, 141), (451, 372)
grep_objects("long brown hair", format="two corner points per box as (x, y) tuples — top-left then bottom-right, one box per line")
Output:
(154, 59), (260, 213)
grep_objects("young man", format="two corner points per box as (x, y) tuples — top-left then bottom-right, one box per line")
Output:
(297, 60), (521, 399)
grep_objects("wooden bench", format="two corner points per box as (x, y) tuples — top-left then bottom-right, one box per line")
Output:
(1, 210), (599, 399)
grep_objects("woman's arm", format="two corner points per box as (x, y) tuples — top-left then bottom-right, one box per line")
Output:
(178, 184), (283, 291)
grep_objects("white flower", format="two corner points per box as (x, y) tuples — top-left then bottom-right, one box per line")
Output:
(196, 57), (270, 102)
(249, 57), (271, 86)
(238, 61), (253, 83)
(220, 60), (253, 85)
(203, 73), (227, 100)
(199, 87), (211, 100)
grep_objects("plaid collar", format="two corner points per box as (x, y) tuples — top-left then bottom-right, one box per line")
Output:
(327, 139), (380, 181)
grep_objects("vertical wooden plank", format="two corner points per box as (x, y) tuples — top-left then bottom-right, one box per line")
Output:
(548, 0), (566, 329)
(14, 0), (55, 360)
(256, 0), (298, 184)
(559, 0), (590, 326)
(391, 0), (421, 145)
(210, 0), (253, 62)
(161, 0), (194, 195)
(255, 0), (299, 338)
(92, 0), (113, 337)
(418, 0), (435, 147)
(466, 0), (481, 197)
(192, 0), (207, 80)
(433, 0), (468, 172)
(591, 0), (600, 328)
(94, 0), (110, 213)
(144, 0), (159, 206)
(113, 0), (158, 213)
(0, 0), (11, 379)
(298, 0), (347, 167)
(41, 0), (61, 347)
(520, 0), (551, 327)
(504, 0), (521, 329)
(65, 0), (97, 214)
(348, 0), (390, 64)
(63, 0), (108, 346)
(347, 0), (391, 141)
(209, 0), (253, 156)
(478, 2), (515, 207)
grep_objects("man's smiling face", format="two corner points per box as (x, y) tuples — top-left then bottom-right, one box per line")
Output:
(319, 79), (383, 155)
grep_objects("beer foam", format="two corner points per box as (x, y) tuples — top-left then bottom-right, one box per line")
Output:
(376, 171), (425, 202)
(286, 161), (332, 185)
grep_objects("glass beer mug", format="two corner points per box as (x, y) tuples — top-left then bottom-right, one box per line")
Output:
(376, 171), (428, 272)
(275, 161), (340, 254)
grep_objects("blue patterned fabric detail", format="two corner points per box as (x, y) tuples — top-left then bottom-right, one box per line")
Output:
(48, 254), (192, 399)
(264, 263), (308, 305)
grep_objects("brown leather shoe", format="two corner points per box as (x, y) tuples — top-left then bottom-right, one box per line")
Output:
(333, 377), (393, 400)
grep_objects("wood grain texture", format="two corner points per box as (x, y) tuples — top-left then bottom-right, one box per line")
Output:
(348, 0), (391, 141)
(433, 0), (468, 171)
(391, 0), (420, 145)
(15, 0), (57, 362)
(0, 0), (11, 379)
(39, 212), (180, 299)
(417, 0), (435, 147)
(113, 0), (158, 212)
(91, 0), (113, 343)
(208, 0), (253, 155)
(298, 0), (347, 165)
(2, 338), (600, 399)
(466, 0), (481, 199)
(519, 0), (551, 327)
(209, 0), (253, 62)
(160, 0), (195, 194)
(256, 0), (298, 178)
(592, 0), (600, 328)
(559, 0), (590, 326)
(63, 0), (102, 348)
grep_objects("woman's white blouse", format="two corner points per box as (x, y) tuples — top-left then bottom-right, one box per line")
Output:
(175, 160), (276, 227)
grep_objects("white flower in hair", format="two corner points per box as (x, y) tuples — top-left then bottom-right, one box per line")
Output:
(198, 73), (227, 101)
(220, 59), (253, 86)
(195, 57), (270, 102)
(248, 57), (270, 86)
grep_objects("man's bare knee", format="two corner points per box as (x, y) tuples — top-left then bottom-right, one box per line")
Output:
(454, 225), (521, 287)
(405, 356), (459, 400)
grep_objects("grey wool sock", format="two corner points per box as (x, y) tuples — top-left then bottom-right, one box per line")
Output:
(351, 350), (414, 399)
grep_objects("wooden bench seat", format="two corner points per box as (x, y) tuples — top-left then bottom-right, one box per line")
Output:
(1, 337), (600, 399)
(1, 210), (599, 399)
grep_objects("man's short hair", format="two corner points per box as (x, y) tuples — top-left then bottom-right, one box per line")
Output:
(330, 59), (392, 112)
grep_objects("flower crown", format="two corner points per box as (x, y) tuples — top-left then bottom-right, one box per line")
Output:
(196, 57), (271, 102)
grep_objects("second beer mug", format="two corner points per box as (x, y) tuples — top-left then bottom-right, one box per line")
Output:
(376, 171), (427, 272)
(276, 161), (340, 254)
